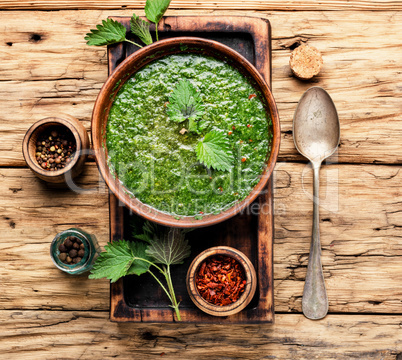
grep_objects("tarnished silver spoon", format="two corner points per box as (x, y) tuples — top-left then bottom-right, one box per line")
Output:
(293, 87), (340, 320)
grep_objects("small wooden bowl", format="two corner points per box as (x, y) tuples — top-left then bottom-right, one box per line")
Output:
(186, 246), (257, 317)
(22, 115), (89, 183)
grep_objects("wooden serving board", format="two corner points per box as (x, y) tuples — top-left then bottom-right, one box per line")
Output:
(108, 16), (274, 323)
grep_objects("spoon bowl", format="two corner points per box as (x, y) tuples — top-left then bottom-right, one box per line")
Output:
(293, 87), (340, 163)
(293, 87), (340, 320)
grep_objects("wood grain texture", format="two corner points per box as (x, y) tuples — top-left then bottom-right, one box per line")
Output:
(0, 10), (401, 166)
(0, 0), (401, 10)
(0, 164), (110, 311)
(274, 161), (402, 313)
(1, 163), (401, 313)
(1, 311), (402, 359)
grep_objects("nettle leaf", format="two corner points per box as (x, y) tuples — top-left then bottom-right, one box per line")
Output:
(167, 79), (204, 123)
(89, 240), (134, 283)
(145, 0), (171, 24)
(130, 14), (153, 45)
(132, 220), (160, 243)
(126, 241), (152, 276)
(85, 18), (127, 46)
(196, 130), (234, 172)
(146, 227), (191, 266)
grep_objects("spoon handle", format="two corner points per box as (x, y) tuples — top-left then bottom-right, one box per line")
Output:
(302, 163), (328, 320)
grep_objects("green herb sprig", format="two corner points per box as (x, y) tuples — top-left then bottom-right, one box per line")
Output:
(196, 130), (234, 172)
(167, 79), (205, 133)
(130, 14), (153, 46)
(84, 18), (144, 48)
(145, 0), (171, 42)
(89, 221), (190, 321)
(167, 81), (234, 172)
(85, 0), (171, 47)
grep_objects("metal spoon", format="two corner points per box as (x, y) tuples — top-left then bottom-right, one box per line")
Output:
(293, 87), (340, 320)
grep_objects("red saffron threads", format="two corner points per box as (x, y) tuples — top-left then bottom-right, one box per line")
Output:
(195, 255), (247, 306)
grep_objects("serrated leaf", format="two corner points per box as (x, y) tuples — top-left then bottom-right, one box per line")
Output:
(145, 0), (171, 24)
(167, 79), (204, 123)
(196, 130), (234, 172)
(130, 14), (153, 45)
(132, 220), (160, 243)
(85, 18), (127, 46)
(126, 242), (152, 276)
(188, 117), (208, 135)
(89, 240), (134, 283)
(146, 228), (191, 266)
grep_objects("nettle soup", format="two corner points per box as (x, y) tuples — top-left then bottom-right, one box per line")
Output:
(106, 53), (272, 217)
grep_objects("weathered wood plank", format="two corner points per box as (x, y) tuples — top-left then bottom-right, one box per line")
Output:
(1, 163), (401, 313)
(0, 164), (110, 311)
(274, 161), (402, 313)
(1, 310), (402, 359)
(0, 0), (401, 11)
(0, 10), (401, 166)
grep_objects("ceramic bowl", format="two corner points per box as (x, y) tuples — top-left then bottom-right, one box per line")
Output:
(91, 37), (280, 228)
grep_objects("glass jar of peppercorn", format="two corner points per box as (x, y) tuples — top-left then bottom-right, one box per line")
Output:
(50, 228), (101, 275)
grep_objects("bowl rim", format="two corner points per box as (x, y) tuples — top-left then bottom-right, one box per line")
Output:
(185, 246), (257, 316)
(91, 37), (280, 228)
(22, 116), (83, 178)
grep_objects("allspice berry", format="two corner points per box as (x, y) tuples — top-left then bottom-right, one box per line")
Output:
(64, 238), (73, 249)
(58, 252), (67, 262)
(69, 249), (78, 258)
(57, 235), (87, 265)
(290, 44), (323, 80)
(58, 244), (67, 253)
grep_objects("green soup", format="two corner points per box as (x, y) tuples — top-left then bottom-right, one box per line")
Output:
(106, 53), (272, 217)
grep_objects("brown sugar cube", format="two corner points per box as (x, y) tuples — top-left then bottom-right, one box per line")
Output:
(289, 44), (323, 80)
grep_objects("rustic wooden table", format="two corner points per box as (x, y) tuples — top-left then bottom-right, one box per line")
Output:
(1, 1), (401, 359)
